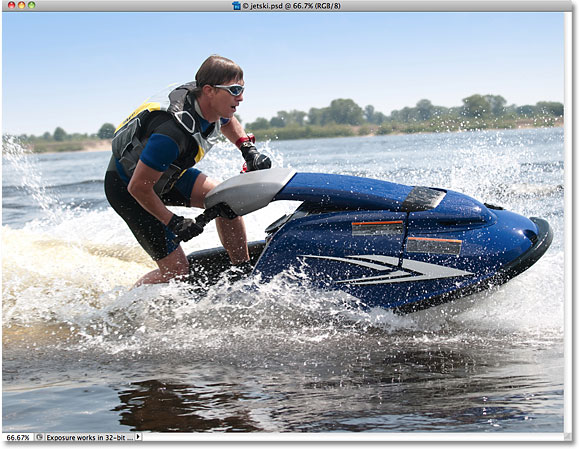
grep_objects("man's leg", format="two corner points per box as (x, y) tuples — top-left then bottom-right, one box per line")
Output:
(216, 216), (249, 265)
(133, 246), (189, 287)
(105, 167), (191, 287)
(190, 173), (250, 265)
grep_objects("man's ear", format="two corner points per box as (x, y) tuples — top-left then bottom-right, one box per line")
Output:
(201, 84), (215, 98)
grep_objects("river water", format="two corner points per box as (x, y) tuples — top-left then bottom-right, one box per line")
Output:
(2, 128), (567, 437)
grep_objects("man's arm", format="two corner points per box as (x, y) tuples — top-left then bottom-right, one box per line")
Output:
(220, 115), (246, 145)
(128, 161), (203, 243)
(128, 161), (174, 225)
(221, 116), (272, 171)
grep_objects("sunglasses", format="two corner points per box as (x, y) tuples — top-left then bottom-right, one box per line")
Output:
(214, 84), (245, 96)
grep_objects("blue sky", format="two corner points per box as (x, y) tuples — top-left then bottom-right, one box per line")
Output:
(2, 11), (565, 135)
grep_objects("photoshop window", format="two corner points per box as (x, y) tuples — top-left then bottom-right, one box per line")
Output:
(1, 0), (572, 444)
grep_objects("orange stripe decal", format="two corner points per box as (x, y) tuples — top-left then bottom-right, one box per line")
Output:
(351, 221), (404, 226)
(408, 237), (462, 243)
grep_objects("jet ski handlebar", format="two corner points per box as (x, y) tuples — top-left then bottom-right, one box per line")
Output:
(173, 168), (297, 245)
(171, 202), (238, 245)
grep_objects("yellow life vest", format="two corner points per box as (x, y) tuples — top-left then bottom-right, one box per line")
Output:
(112, 82), (222, 194)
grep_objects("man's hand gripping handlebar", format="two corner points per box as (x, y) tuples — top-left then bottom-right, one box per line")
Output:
(168, 203), (238, 245)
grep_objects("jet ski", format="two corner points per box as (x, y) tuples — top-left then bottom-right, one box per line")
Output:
(185, 168), (553, 314)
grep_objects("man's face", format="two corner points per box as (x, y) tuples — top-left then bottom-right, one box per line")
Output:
(211, 78), (244, 119)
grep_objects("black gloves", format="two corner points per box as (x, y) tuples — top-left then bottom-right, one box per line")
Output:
(240, 142), (272, 171)
(167, 214), (203, 243)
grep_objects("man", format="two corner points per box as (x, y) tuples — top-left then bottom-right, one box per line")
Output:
(104, 55), (271, 286)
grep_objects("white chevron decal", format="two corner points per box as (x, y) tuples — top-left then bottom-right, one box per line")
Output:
(301, 254), (473, 285)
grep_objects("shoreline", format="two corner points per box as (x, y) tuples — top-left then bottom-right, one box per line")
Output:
(79, 139), (112, 152)
(248, 117), (564, 142)
(366, 121), (563, 137)
(21, 122), (563, 154)
(19, 139), (112, 154)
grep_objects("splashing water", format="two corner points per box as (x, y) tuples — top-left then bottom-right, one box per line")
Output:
(2, 132), (565, 348)
(2, 135), (66, 225)
(2, 129), (565, 433)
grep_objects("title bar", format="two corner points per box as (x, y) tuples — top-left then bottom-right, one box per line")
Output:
(2, 0), (573, 12)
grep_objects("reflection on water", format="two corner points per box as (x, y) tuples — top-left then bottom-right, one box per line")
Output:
(3, 324), (564, 433)
(113, 380), (263, 432)
(104, 341), (561, 433)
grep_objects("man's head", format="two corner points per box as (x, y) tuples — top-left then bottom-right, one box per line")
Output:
(195, 55), (244, 89)
(195, 55), (245, 121)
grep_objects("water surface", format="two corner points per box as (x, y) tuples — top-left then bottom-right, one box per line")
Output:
(2, 128), (566, 435)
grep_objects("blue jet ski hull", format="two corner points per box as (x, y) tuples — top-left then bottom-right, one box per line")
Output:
(187, 170), (553, 314)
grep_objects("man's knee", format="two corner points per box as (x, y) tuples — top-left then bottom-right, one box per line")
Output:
(190, 174), (219, 208)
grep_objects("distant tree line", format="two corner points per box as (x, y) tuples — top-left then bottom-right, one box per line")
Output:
(19, 123), (116, 143)
(14, 123), (116, 152)
(244, 94), (564, 140)
(11, 93), (564, 152)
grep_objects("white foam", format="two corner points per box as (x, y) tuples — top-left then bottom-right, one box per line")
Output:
(1, 132), (565, 357)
